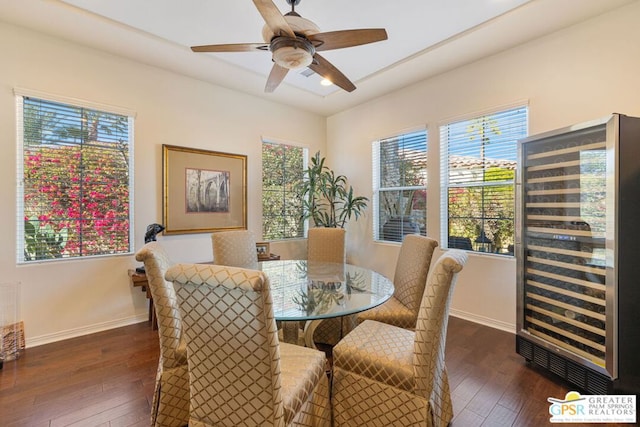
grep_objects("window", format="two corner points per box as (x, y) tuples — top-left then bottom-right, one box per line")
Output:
(440, 105), (528, 255)
(17, 93), (134, 263)
(262, 140), (307, 240)
(373, 130), (427, 242)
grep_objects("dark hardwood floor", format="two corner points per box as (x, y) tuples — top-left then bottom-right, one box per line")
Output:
(0, 317), (625, 426)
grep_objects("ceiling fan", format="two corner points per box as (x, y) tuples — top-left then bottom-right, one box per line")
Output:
(191, 0), (388, 93)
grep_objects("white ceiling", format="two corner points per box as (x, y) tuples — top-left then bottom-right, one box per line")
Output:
(0, 0), (634, 116)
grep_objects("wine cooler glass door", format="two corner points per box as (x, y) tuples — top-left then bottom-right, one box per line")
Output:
(519, 121), (612, 377)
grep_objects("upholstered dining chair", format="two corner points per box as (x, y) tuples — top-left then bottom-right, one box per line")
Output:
(306, 227), (348, 346)
(166, 263), (331, 427)
(307, 227), (346, 264)
(355, 234), (439, 330)
(331, 250), (468, 427)
(135, 242), (189, 427)
(211, 230), (258, 269)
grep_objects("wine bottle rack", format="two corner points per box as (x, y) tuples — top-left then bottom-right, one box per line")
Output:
(522, 124), (607, 368)
(516, 114), (640, 395)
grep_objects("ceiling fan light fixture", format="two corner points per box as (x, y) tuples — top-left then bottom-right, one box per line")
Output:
(273, 46), (313, 69)
(320, 78), (333, 86)
(270, 36), (315, 70)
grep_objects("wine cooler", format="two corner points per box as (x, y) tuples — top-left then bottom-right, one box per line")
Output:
(516, 114), (640, 395)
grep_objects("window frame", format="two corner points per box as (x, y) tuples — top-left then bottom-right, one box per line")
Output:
(372, 128), (428, 243)
(439, 103), (528, 255)
(15, 88), (135, 264)
(261, 138), (308, 241)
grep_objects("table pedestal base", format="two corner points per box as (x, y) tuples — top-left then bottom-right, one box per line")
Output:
(303, 320), (321, 349)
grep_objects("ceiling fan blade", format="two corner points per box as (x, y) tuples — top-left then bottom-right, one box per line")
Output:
(265, 63), (289, 93)
(309, 29), (388, 52)
(309, 53), (356, 92)
(252, 0), (296, 39)
(191, 43), (268, 53)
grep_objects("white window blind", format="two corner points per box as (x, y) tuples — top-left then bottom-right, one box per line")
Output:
(373, 129), (427, 242)
(440, 105), (528, 254)
(262, 140), (307, 240)
(16, 94), (134, 263)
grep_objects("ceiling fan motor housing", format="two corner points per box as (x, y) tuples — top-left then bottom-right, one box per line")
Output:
(262, 13), (320, 70)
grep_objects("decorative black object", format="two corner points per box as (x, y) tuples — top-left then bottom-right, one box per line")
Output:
(136, 223), (165, 273)
(473, 230), (493, 253)
(144, 223), (165, 243)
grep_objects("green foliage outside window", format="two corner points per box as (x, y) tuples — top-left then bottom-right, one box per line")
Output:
(20, 97), (131, 261)
(262, 141), (306, 240)
(442, 106), (527, 254)
(374, 130), (427, 242)
(447, 168), (515, 252)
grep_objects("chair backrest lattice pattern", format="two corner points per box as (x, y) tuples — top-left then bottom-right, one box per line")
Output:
(135, 242), (184, 368)
(135, 242), (190, 427)
(211, 230), (259, 269)
(307, 228), (346, 264)
(414, 249), (467, 426)
(166, 263), (288, 426)
(393, 235), (439, 313)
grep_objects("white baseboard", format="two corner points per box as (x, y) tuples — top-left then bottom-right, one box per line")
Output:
(449, 308), (516, 334)
(25, 313), (149, 348)
(24, 310), (511, 348)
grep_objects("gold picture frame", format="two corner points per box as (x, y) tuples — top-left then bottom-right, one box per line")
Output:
(256, 242), (271, 260)
(162, 144), (247, 234)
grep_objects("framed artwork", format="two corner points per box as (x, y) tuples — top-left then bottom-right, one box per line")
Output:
(162, 144), (247, 234)
(256, 242), (271, 260)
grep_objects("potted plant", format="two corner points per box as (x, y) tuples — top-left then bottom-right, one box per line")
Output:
(297, 152), (368, 228)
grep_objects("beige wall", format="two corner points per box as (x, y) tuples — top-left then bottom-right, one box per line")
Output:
(327, 2), (640, 331)
(0, 22), (324, 345)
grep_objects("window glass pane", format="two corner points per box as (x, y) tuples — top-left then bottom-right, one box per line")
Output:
(378, 189), (427, 241)
(373, 130), (427, 242)
(440, 106), (527, 255)
(19, 96), (132, 262)
(262, 141), (306, 240)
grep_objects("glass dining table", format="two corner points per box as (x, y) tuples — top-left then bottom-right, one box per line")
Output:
(258, 259), (395, 348)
